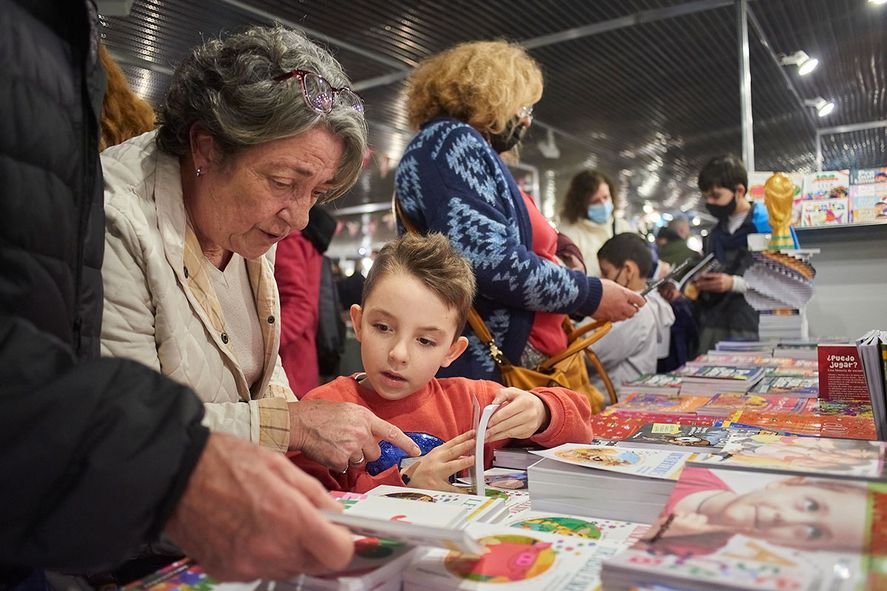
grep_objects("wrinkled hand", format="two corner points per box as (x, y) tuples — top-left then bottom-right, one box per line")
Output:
(403, 430), (476, 492)
(289, 400), (421, 472)
(593, 279), (646, 321)
(485, 388), (549, 442)
(165, 433), (353, 581)
(694, 272), (733, 294)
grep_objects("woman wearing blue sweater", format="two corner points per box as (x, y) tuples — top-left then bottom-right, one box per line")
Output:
(394, 40), (644, 381)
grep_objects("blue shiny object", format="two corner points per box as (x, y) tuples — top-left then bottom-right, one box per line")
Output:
(366, 431), (444, 476)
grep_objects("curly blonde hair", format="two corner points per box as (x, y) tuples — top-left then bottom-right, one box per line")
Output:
(404, 40), (543, 134)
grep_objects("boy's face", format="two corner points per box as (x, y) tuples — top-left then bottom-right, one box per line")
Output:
(715, 481), (866, 551)
(702, 185), (737, 206)
(350, 272), (468, 401)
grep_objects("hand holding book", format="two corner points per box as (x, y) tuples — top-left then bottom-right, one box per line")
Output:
(401, 430), (477, 492)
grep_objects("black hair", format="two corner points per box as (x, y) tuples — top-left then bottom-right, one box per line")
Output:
(597, 232), (653, 277)
(697, 154), (748, 193)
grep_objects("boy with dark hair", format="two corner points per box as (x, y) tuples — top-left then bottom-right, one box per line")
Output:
(665, 155), (796, 355)
(594, 234), (675, 397)
(295, 233), (594, 493)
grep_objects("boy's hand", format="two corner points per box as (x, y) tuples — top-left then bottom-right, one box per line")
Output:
(694, 272), (733, 294)
(658, 280), (680, 302)
(485, 388), (550, 442)
(402, 431), (475, 492)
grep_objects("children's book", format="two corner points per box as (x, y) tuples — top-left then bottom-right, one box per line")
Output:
(470, 395), (500, 496)
(730, 408), (878, 440)
(673, 253), (721, 301)
(801, 197), (849, 226)
(802, 170), (850, 200)
(618, 422), (731, 452)
(675, 364), (765, 395)
(364, 485), (507, 524)
(402, 521), (625, 591)
(849, 167), (887, 185)
(601, 465), (886, 591)
(589, 411), (724, 441)
(690, 431), (886, 480)
(849, 184), (887, 223)
(695, 392), (808, 416)
(504, 510), (646, 546)
(492, 447), (542, 470)
(531, 443), (694, 481)
(817, 343), (871, 404)
(749, 375), (819, 397)
(620, 373), (683, 396)
(332, 491), (469, 528)
(616, 393), (712, 415)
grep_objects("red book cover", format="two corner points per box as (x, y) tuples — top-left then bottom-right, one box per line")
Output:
(817, 344), (871, 403)
(589, 411), (723, 440)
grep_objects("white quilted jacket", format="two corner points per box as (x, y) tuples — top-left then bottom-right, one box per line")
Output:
(100, 131), (295, 451)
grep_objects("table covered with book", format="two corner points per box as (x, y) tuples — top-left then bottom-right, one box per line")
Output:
(128, 336), (887, 591)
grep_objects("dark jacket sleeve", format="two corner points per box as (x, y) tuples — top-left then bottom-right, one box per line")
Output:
(0, 317), (209, 573)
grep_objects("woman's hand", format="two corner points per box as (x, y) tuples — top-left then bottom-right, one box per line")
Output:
(594, 279), (645, 321)
(485, 388), (550, 442)
(402, 431), (476, 492)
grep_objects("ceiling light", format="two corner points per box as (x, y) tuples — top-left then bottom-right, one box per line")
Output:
(804, 97), (836, 117)
(778, 50), (819, 76)
(869, 0), (887, 5)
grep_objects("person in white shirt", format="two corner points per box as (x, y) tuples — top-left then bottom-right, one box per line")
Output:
(591, 233), (675, 398)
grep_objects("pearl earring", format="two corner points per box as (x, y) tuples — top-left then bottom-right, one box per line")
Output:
(196, 167), (203, 177)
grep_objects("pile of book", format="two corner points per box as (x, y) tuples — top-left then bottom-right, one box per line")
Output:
(527, 443), (696, 524)
(673, 363), (765, 395)
(857, 330), (887, 438)
(601, 433), (887, 591)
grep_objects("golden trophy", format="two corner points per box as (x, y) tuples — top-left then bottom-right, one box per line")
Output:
(764, 173), (795, 250)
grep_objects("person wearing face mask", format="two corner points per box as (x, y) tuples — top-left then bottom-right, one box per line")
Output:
(591, 234), (675, 398)
(675, 155), (797, 355)
(557, 170), (632, 278)
(394, 40), (644, 382)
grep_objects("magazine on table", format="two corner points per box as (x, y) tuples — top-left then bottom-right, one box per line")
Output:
(531, 443), (695, 481)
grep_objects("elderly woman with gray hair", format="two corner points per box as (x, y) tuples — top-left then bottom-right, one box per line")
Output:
(101, 25), (419, 478)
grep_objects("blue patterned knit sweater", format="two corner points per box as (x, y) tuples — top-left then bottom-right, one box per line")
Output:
(394, 118), (603, 380)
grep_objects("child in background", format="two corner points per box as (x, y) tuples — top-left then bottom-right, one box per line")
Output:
(591, 233), (675, 397)
(294, 233), (593, 493)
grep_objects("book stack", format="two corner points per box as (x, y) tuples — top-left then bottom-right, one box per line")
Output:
(713, 340), (775, 355)
(674, 364), (765, 395)
(620, 373), (683, 397)
(856, 329), (887, 440)
(588, 411), (724, 442)
(615, 422), (732, 452)
(614, 393), (711, 414)
(690, 431), (887, 479)
(695, 392), (807, 416)
(527, 443), (696, 524)
(402, 520), (627, 591)
(849, 167), (887, 223)
(749, 375), (819, 397)
(493, 447), (542, 470)
(503, 510), (648, 546)
(601, 465), (887, 591)
(728, 398), (877, 440)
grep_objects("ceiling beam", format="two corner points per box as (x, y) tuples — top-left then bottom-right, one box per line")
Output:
(215, 0), (410, 72)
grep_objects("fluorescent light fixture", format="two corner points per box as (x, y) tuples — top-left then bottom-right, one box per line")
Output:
(778, 50), (819, 76)
(869, 0), (887, 5)
(804, 97), (836, 117)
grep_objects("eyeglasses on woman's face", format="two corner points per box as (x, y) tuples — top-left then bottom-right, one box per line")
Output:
(273, 68), (364, 114)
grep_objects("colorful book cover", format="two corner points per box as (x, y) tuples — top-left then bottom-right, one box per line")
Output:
(365, 485), (506, 524)
(803, 169), (850, 200)
(621, 373), (683, 396)
(850, 185), (887, 223)
(817, 343), (871, 403)
(692, 431), (886, 479)
(731, 409), (877, 440)
(617, 393), (711, 415)
(849, 167), (887, 185)
(531, 443), (694, 480)
(403, 521), (625, 591)
(504, 510), (645, 545)
(675, 364), (762, 382)
(332, 491), (468, 528)
(696, 393), (808, 416)
(589, 412), (725, 441)
(801, 197), (849, 226)
(601, 466), (887, 591)
(620, 422), (730, 451)
(762, 366), (819, 378)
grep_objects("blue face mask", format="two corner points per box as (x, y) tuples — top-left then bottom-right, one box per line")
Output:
(587, 201), (613, 224)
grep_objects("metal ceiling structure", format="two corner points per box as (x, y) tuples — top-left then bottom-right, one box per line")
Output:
(102, 0), (887, 222)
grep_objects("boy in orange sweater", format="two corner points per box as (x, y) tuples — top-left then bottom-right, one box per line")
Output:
(296, 233), (593, 493)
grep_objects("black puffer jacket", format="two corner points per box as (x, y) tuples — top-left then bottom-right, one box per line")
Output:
(0, 0), (208, 581)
